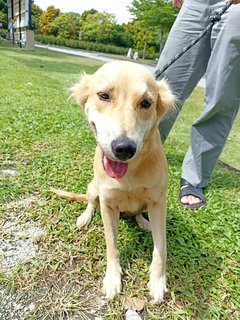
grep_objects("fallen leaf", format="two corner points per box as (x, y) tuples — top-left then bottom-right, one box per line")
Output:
(124, 297), (145, 311)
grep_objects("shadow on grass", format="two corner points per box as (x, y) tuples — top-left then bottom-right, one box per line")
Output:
(1, 47), (102, 76)
(115, 205), (237, 318)
(166, 148), (240, 189)
(113, 157), (239, 318)
(11, 56), (100, 75)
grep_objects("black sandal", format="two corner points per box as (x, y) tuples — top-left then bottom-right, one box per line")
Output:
(179, 178), (206, 209)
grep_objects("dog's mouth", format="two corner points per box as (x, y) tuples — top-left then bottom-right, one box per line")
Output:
(103, 155), (128, 179)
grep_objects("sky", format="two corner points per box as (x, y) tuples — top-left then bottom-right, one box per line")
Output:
(34, 0), (134, 24)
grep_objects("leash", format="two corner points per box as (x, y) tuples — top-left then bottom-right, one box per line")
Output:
(154, 0), (235, 79)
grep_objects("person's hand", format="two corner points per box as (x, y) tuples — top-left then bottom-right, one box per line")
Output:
(226, 0), (240, 4)
(172, 0), (184, 8)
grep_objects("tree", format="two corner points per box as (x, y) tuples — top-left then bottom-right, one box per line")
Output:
(126, 20), (152, 50)
(79, 10), (132, 47)
(31, 3), (43, 32)
(80, 9), (98, 22)
(0, 0), (7, 29)
(108, 23), (133, 48)
(79, 10), (117, 44)
(0, 0), (7, 12)
(129, 0), (178, 52)
(38, 6), (60, 36)
(54, 12), (80, 40)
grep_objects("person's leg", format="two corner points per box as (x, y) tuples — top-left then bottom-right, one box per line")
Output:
(181, 4), (240, 206)
(155, 0), (211, 142)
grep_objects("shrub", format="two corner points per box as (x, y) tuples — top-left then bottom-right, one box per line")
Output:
(0, 29), (7, 39)
(35, 34), (129, 56)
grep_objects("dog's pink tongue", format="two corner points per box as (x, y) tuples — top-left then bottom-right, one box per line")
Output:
(103, 156), (128, 179)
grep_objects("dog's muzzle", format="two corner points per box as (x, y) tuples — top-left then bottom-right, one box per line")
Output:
(111, 137), (137, 161)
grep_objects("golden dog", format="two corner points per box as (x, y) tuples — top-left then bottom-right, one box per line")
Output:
(51, 61), (174, 303)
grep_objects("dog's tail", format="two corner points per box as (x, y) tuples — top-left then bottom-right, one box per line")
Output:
(49, 188), (88, 202)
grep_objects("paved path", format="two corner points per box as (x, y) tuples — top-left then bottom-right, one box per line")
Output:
(35, 44), (206, 88)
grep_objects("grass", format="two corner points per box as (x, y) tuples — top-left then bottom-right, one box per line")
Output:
(0, 43), (239, 319)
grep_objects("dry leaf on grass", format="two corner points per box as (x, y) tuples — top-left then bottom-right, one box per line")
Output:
(124, 297), (145, 311)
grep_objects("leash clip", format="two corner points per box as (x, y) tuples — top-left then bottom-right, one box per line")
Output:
(210, 11), (222, 23)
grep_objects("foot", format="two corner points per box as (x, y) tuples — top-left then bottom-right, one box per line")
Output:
(103, 267), (122, 299)
(135, 213), (151, 231)
(76, 203), (95, 229)
(148, 273), (167, 304)
(180, 185), (202, 206)
(179, 178), (206, 209)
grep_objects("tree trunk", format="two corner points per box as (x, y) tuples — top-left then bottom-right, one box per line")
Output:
(159, 28), (165, 54)
(142, 40), (147, 60)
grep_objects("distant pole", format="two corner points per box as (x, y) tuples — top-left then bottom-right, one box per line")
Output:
(28, 0), (32, 30)
(142, 40), (147, 60)
(11, 0), (14, 45)
(19, 0), (22, 47)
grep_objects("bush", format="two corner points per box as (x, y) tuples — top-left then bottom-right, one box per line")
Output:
(0, 29), (7, 39)
(35, 34), (129, 56)
(34, 34), (159, 60)
(137, 50), (159, 61)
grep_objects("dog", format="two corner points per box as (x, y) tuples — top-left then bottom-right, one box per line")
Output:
(51, 61), (174, 303)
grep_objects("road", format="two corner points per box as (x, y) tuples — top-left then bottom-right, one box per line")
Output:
(35, 44), (206, 88)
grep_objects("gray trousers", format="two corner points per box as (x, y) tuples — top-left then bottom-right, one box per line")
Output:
(155, 0), (240, 188)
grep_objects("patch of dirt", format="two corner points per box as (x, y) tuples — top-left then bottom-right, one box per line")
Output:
(0, 162), (17, 176)
(0, 194), (45, 319)
(0, 195), (45, 271)
(0, 287), (35, 320)
(0, 220), (45, 270)
(0, 194), (110, 319)
(0, 168), (16, 175)
(0, 193), (142, 319)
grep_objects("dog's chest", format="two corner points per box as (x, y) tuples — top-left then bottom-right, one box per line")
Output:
(105, 188), (148, 215)
(119, 197), (146, 215)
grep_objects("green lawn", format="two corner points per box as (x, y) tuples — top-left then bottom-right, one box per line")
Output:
(0, 44), (239, 319)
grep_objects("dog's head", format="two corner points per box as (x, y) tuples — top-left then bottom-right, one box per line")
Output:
(71, 61), (174, 179)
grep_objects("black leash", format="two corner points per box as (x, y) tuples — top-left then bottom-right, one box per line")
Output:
(154, 0), (235, 79)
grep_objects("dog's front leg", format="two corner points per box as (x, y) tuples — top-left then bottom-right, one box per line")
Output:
(147, 198), (167, 304)
(76, 179), (98, 229)
(100, 199), (121, 299)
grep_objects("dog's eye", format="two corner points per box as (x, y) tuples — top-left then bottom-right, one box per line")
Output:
(140, 99), (152, 109)
(97, 92), (110, 102)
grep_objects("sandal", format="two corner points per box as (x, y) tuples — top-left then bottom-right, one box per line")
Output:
(179, 178), (206, 209)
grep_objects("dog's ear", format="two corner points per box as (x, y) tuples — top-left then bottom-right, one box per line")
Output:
(70, 73), (93, 108)
(156, 79), (175, 118)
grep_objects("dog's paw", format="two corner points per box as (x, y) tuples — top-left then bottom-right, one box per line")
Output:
(148, 275), (167, 304)
(103, 272), (122, 299)
(76, 214), (91, 229)
(135, 213), (151, 231)
(76, 208), (93, 229)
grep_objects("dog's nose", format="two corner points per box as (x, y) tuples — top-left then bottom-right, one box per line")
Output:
(111, 138), (137, 161)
